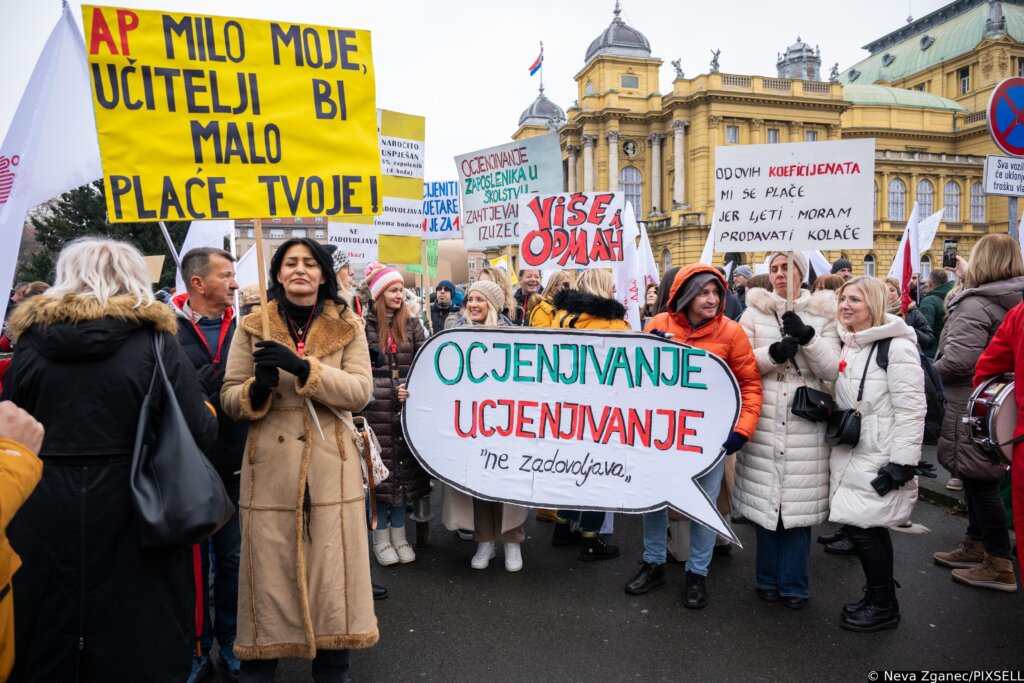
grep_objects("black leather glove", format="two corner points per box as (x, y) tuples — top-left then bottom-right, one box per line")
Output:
(254, 340), (310, 382)
(722, 431), (747, 455)
(196, 362), (224, 399)
(768, 336), (800, 364)
(249, 362), (279, 408)
(871, 462), (928, 496)
(781, 311), (815, 345)
(368, 346), (387, 368)
(648, 329), (675, 340)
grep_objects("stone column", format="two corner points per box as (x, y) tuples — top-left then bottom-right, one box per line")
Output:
(582, 135), (598, 192)
(606, 130), (620, 191)
(566, 145), (579, 193)
(672, 120), (688, 209)
(648, 133), (666, 215)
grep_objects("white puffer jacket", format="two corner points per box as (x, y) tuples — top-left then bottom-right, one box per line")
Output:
(733, 288), (840, 530)
(829, 315), (924, 529)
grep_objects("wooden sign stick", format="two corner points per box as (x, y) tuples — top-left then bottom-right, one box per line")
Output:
(252, 218), (271, 337)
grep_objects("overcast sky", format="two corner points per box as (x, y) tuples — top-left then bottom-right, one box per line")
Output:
(1, 0), (954, 180)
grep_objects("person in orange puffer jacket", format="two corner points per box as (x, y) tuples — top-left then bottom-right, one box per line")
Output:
(624, 263), (763, 609)
(0, 401), (44, 681)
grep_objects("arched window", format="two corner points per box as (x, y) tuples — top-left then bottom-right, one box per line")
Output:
(916, 179), (934, 217)
(662, 248), (672, 273)
(970, 182), (985, 223)
(920, 254), (932, 280)
(888, 178), (906, 221)
(863, 254), (876, 277)
(944, 181), (961, 222)
(620, 166), (643, 219)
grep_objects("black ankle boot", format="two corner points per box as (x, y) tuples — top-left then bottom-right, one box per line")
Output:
(579, 533), (619, 561)
(372, 583), (388, 601)
(625, 561), (666, 594)
(552, 521), (582, 546)
(684, 571), (708, 609)
(840, 583), (900, 632)
(842, 585), (866, 615)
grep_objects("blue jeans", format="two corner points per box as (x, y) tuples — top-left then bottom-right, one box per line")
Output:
(199, 479), (241, 662)
(641, 458), (726, 574)
(376, 501), (407, 528)
(755, 518), (811, 599)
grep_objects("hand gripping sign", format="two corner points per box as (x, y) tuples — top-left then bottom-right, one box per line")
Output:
(402, 328), (742, 542)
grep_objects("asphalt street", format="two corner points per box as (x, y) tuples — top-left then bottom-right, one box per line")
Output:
(203, 489), (1023, 682)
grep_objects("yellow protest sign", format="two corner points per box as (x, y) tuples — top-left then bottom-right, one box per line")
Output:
(82, 6), (381, 222)
(378, 234), (422, 265)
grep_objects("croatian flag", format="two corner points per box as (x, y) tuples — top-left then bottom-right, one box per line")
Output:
(529, 46), (544, 76)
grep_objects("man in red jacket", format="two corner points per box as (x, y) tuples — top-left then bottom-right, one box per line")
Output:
(974, 300), (1024, 576)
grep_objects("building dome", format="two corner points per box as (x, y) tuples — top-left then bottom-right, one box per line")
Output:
(518, 87), (567, 128)
(777, 36), (821, 80)
(584, 2), (652, 63)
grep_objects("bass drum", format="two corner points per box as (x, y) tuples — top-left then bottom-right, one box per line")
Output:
(963, 373), (1016, 465)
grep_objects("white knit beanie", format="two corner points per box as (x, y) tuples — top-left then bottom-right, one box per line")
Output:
(363, 262), (404, 301)
(768, 251), (808, 280)
(468, 280), (505, 315)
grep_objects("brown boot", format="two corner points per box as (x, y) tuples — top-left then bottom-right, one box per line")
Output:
(951, 553), (1018, 592)
(933, 537), (984, 569)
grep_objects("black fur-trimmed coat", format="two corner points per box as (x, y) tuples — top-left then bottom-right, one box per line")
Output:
(549, 289), (630, 331)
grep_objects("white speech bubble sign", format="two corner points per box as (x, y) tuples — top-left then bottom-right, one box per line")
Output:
(402, 328), (742, 543)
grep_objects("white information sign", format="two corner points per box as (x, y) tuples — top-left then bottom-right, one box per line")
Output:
(713, 138), (875, 252)
(984, 154), (1024, 197)
(402, 328), (742, 540)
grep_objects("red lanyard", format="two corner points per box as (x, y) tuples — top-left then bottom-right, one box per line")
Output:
(286, 307), (316, 357)
(189, 317), (227, 365)
(385, 330), (397, 354)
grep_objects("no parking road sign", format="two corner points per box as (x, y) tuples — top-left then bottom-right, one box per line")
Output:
(988, 78), (1024, 156)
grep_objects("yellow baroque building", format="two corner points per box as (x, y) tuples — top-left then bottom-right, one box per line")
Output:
(511, 0), (1024, 280)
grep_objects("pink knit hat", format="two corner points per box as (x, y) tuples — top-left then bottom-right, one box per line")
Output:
(364, 262), (404, 300)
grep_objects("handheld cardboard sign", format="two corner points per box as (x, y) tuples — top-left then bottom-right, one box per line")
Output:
(402, 328), (742, 542)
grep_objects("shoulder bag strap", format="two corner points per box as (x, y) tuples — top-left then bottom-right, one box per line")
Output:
(854, 342), (878, 414)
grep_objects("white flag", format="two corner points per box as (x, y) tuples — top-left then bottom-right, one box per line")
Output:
(637, 222), (660, 288)
(917, 208), (944, 255)
(175, 220), (234, 293)
(699, 219), (715, 266)
(887, 203), (932, 281)
(234, 246), (262, 289)
(0, 6), (101, 323)
(613, 204), (642, 330)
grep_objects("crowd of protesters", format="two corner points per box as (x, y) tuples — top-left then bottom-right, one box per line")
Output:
(1, 235), (1023, 682)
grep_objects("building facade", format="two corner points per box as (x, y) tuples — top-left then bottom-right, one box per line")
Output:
(510, 0), (1024, 279)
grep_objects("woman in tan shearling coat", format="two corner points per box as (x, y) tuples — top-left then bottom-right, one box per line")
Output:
(221, 238), (375, 681)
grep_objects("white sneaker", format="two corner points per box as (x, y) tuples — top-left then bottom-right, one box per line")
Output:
(504, 543), (523, 572)
(947, 477), (964, 491)
(390, 525), (416, 564)
(470, 541), (495, 569)
(372, 529), (399, 566)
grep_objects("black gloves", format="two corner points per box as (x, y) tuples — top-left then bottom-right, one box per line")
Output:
(368, 346), (387, 368)
(722, 431), (747, 455)
(254, 340), (310, 382)
(196, 362), (224, 399)
(781, 311), (815, 345)
(250, 362), (279, 408)
(768, 336), (800, 364)
(871, 462), (937, 496)
(648, 329), (675, 340)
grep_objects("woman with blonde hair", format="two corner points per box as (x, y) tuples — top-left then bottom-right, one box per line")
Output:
(478, 266), (519, 323)
(932, 234), (1024, 592)
(829, 276), (928, 631)
(1, 238), (217, 681)
(445, 280), (529, 571)
(527, 270), (573, 328)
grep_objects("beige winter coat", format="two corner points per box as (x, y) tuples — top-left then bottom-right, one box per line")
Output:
(829, 316), (924, 529)
(221, 300), (376, 659)
(733, 288), (841, 530)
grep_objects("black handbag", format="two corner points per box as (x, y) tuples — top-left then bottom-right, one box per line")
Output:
(774, 312), (837, 423)
(130, 333), (235, 546)
(825, 342), (877, 448)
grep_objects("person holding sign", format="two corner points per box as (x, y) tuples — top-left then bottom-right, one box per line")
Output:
(444, 281), (529, 571)
(221, 239), (376, 679)
(626, 264), (762, 607)
(734, 252), (840, 610)
(361, 263), (430, 566)
(828, 276), (928, 632)
(547, 269), (630, 561)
